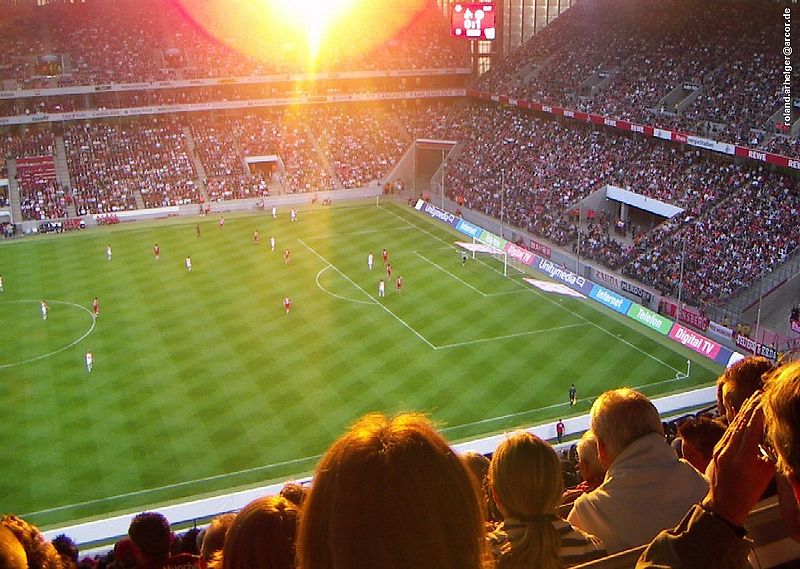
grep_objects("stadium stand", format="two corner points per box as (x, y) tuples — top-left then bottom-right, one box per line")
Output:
(63, 120), (200, 213)
(475, 0), (794, 149)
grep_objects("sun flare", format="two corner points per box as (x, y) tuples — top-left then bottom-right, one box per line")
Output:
(173, 0), (428, 72)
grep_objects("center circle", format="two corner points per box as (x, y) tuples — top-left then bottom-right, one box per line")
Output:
(0, 300), (96, 369)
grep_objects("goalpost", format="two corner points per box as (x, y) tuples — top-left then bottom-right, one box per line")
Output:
(456, 240), (525, 277)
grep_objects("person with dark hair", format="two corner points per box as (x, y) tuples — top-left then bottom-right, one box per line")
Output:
(128, 511), (198, 568)
(297, 412), (488, 569)
(715, 356), (774, 423)
(567, 389), (708, 553)
(52, 534), (80, 568)
(1, 514), (64, 569)
(210, 496), (298, 569)
(112, 538), (138, 569)
(677, 415), (726, 474)
(488, 431), (606, 569)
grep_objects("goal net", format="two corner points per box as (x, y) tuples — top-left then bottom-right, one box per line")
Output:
(455, 241), (525, 277)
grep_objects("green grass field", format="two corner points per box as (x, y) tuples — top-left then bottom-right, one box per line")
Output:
(0, 200), (721, 528)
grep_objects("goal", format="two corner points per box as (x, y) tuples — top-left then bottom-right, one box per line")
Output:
(456, 240), (525, 277)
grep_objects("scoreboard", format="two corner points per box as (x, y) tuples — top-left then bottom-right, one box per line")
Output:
(451, 3), (496, 40)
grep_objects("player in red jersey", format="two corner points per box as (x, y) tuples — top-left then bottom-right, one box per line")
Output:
(284, 297), (292, 314)
(92, 297), (100, 317)
(153, 243), (160, 260)
(396, 275), (403, 292)
(253, 229), (260, 245)
(382, 248), (388, 265)
(386, 263), (393, 280)
(284, 248), (291, 265)
(219, 216), (225, 230)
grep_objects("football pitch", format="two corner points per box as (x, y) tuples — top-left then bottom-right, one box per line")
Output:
(0, 200), (721, 527)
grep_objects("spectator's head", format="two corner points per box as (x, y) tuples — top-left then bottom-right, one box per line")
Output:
(677, 415), (726, 474)
(461, 450), (501, 522)
(128, 512), (172, 563)
(488, 431), (563, 569)
(716, 356), (773, 422)
(112, 538), (137, 569)
(199, 513), (236, 568)
(575, 430), (605, 486)
(51, 533), (79, 567)
(218, 496), (298, 569)
(763, 362), (800, 497)
(0, 514), (63, 569)
(590, 388), (663, 468)
(279, 482), (308, 508)
(297, 412), (486, 569)
(0, 525), (27, 569)
(177, 528), (201, 556)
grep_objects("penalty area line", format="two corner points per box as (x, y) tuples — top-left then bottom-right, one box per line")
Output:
(298, 239), (436, 349)
(435, 323), (588, 350)
(413, 250), (487, 297)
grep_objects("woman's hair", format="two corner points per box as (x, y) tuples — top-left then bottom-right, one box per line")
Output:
(297, 412), (487, 569)
(763, 362), (800, 479)
(219, 496), (299, 569)
(489, 431), (564, 569)
(200, 513), (236, 565)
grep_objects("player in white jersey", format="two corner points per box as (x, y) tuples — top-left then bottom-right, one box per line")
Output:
(270, 236), (276, 252)
(290, 208), (297, 222)
(272, 205), (277, 219)
(185, 256), (192, 272)
(368, 252), (374, 270)
(378, 279), (385, 297)
(85, 351), (93, 372)
(41, 300), (49, 320)
(0, 274), (4, 292)
(106, 244), (112, 261)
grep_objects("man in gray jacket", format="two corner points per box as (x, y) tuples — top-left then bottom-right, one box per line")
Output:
(567, 388), (709, 553)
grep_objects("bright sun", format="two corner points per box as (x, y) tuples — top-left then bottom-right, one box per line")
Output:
(173, 0), (427, 71)
(269, 0), (356, 60)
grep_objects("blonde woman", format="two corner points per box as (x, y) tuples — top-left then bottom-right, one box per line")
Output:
(489, 431), (606, 568)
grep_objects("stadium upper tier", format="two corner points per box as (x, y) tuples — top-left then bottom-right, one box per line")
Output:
(475, 0), (799, 147)
(0, 0), (469, 90)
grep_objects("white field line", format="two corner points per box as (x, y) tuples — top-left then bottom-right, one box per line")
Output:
(441, 374), (694, 433)
(26, 367), (697, 516)
(0, 300), (96, 369)
(412, 250), (487, 297)
(436, 324), (587, 350)
(378, 205), (682, 375)
(22, 454), (323, 517)
(298, 239), (436, 349)
(315, 266), (373, 305)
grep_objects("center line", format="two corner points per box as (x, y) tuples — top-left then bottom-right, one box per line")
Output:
(297, 239), (436, 349)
